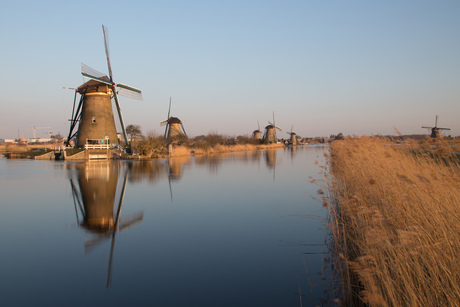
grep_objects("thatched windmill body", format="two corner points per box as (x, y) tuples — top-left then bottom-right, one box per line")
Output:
(263, 112), (282, 143)
(65, 25), (143, 150)
(252, 121), (262, 139)
(422, 115), (451, 138)
(161, 97), (187, 141)
(286, 125), (298, 145)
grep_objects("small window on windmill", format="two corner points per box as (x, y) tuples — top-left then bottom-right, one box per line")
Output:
(92, 117), (96, 124)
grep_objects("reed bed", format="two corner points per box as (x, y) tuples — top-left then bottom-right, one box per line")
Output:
(192, 143), (284, 155)
(323, 136), (460, 306)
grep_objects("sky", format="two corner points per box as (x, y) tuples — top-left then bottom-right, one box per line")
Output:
(1, 0), (459, 139)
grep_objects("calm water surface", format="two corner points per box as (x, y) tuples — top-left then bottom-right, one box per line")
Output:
(0, 145), (329, 306)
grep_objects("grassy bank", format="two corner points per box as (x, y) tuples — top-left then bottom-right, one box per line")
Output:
(134, 132), (285, 158)
(323, 137), (460, 306)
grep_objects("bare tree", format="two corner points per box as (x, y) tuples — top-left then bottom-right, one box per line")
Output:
(126, 124), (142, 143)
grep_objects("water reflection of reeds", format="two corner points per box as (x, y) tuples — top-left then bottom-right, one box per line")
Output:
(127, 160), (167, 183)
(194, 150), (263, 173)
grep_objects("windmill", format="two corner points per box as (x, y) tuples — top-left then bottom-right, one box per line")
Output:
(65, 25), (143, 151)
(286, 125), (298, 145)
(252, 121), (262, 139)
(422, 115), (451, 138)
(160, 97), (187, 141)
(263, 112), (282, 143)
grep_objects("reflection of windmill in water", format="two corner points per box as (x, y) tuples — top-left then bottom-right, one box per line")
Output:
(161, 97), (187, 143)
(287, 144), (297, 161)
(168, 156), (190, 180)
(422, 115), (451, 138)
(167, 156), (191, 202)
(252, 121), (262, 140)
(70, 162), (143, 288)
(65, 25), (143, 151)
(264, 149), (278, 181)
(286, 125), (298, 145)
(263, 112), (282, 143)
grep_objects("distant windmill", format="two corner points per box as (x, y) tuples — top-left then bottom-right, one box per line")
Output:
(252, 121), (262, 139)
(286, 125), (298, 145)
(263, 112), (282, 143)
(160, 97), (187, 141)
(422, 115), (451, 138)
(65, 25), (143, 150)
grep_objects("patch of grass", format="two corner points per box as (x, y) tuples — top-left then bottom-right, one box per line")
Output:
(322, 136), (460, 306)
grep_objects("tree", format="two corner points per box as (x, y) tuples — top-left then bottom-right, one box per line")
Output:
(126, 125), (142, 142)
(51, 133), (63, 140)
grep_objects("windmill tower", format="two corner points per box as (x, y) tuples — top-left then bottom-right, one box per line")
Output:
(160, 97), (187, 141)
(65, 25), (143, 150)
(252, 121), (262, 139)
(286, 125), (298, 145)
(422, 115), (451, 138)
(263, 112), (282, 143)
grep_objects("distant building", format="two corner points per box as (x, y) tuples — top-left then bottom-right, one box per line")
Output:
(28, 138), (53, 144)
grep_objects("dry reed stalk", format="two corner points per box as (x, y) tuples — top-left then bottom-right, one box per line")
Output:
(168, 145), (190, 157)
(324, 136), (460, 306)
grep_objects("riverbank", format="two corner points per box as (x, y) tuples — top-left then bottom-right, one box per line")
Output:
(168, 143), (285, 157)
(323, 137), (460, 306)
(1, 142), (286, 160)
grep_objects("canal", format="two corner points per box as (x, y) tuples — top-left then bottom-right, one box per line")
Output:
(0, 145), (330, 306)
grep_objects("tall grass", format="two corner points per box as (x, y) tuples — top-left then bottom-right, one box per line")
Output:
(323, 136), (460, 306)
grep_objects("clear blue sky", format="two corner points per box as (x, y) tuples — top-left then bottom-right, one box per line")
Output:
(1, 0), (459, 139)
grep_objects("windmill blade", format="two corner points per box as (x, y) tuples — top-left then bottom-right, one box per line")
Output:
(106, 232), (116, 289)
(168, 170), (173, 202)
(117, 82), (142, 94)
(81, 63), (108, 79)
(290, 125), (293, 134)
(181, 122), (187, 136)
(421, 126), (432, 129)
(275, 126), (282, 131)
(118, 212), (144, 231)
(168, 97), (172, 119)
(435, 115), (438, 127)
(164, 124), (169, 140)
(102, 25), (113, 82)
(85, 233), (111, 254)
(160, 120), (168, 126)
(117, 87), (143, 101)
(258, 120), (260, 131)
(66, 93), (84, 147)
(437, 127), (451, 130)
(112, 89), (130, 148)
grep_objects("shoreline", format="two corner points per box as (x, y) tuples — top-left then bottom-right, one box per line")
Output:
(1, 142), (289, 160)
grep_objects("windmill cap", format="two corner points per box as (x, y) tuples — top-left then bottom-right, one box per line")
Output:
(168, 117), (182, 124)
(77, 77), (111, 93)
